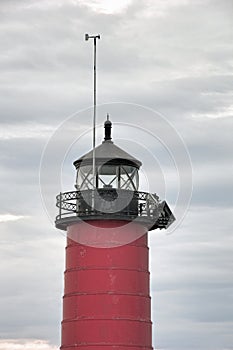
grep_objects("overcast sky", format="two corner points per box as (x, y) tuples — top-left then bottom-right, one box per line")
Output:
(0, 1), (233, 349)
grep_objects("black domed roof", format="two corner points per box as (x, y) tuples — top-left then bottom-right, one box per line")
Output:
(73, 118), (142, 169)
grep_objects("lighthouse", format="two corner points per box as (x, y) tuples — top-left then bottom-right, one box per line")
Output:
(55, 117), (175, 350)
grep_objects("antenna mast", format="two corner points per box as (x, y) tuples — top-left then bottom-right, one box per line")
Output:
(85, 33), (100, 197)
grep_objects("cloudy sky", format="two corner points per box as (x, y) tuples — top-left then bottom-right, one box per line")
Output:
(0, 0), (233, 349)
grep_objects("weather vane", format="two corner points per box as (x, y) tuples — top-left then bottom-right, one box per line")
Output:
(85, 33), (101, 193)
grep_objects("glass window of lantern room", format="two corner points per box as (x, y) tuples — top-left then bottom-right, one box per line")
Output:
(119, 165), (139, 191)
(97, 164), (117, 189)
(76, 165), (94, 190)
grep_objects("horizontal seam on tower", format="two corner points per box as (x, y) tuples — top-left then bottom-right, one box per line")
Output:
(63, 292), (151, 298)
(64, 267), (149, 273)
(61, 344), (153, 349)
(66, 244), (149, 249)
(62, 317), (152, 324)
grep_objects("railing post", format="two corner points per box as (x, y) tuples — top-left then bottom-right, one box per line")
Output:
(59, 192), (62, 219)
(146, 193), (150, 217)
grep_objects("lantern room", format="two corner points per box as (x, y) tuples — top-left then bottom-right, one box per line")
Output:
(73, 117), (141, 192)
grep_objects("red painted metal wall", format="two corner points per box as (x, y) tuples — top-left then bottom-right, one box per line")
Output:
(61, 220), (153, 350)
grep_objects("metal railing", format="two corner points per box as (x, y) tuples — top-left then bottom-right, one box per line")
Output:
(55, 188), (175, 230)
(56, 189), (158, 217)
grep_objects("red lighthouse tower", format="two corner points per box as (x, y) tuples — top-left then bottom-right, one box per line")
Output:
(55, 117), (175, 350)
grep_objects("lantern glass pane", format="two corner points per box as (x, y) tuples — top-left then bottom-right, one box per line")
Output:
(98, 164), (116, 175)
(97, 164), (117, 188)
(76, 165), (94, 190)
(119, 166), (139, 191)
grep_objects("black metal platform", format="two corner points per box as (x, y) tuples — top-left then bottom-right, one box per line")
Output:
(55, 189), (175, 231)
